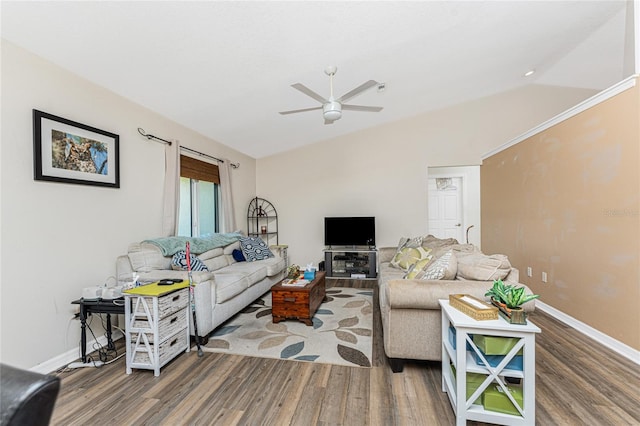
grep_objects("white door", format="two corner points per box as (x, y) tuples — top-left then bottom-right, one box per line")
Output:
(428, 177), (464, 242)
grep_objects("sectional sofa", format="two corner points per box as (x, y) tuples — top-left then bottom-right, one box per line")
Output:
(378, 235), (536, 372)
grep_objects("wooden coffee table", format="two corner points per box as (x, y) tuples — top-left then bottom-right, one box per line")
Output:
(271, 271), (326, 326)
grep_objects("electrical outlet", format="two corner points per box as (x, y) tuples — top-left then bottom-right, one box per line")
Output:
(527, 267), (532, 277)
(542, 272), (548, 283)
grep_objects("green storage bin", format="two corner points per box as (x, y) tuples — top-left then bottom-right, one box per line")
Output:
(482, 384), (524, 416)
(450, 365), (485, 405)
(473, 334), (523, 355)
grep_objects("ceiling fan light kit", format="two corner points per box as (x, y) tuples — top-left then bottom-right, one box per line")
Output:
(323, 101), (342, 122)
(280, 66), (383, 125)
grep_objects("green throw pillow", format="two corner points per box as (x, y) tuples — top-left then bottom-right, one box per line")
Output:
(391, 246), (432, 271)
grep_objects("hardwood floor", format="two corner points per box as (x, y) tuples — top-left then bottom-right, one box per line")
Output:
(50, 279), (640, 425)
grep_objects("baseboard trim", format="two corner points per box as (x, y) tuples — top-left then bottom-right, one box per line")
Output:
(536, 301), (640, 365)
(33, 303), (640, 371)
(30, 330), (124, 374)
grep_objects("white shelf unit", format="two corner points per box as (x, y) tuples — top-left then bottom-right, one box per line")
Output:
(440, 300), (541, 426)
(125, 287), (190, 376)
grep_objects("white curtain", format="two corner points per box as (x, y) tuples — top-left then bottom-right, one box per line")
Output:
(162, 140), (180, 236)
(219, 159), (236, 232)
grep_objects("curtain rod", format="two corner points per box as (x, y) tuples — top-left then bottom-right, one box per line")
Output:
(138, 127), (239, 169)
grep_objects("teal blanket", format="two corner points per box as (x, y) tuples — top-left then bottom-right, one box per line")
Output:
(144, 233), (242, 256)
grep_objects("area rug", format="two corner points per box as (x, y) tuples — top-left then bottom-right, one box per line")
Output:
(202, 287), (373, 368)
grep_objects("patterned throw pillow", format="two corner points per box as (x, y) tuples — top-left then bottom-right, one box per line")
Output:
(404, 256), (434, 279)
(171, 250), (209, 271)
(397, 236), (423, 249)
(239, 236), (274, 261)
(391, 246), (432, 271)
(418, 250), (457, 280)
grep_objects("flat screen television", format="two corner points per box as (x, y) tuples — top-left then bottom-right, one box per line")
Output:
(324, 216), (375, 247)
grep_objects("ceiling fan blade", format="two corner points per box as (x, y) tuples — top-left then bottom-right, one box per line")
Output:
(291, 83), (328, 103)
(342, 104), (383, 112)
(279, 106), (323, 115)
(336, 80), (379, 103)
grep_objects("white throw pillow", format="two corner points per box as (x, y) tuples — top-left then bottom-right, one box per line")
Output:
(456, 253), (511, 281)
(418, 250), (457, 280)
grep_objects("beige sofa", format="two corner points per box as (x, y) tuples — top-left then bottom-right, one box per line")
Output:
(378, 235), (535, 372)
(116, 235), (285, 339)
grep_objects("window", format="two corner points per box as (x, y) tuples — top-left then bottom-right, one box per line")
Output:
(177, 155), (220, 237)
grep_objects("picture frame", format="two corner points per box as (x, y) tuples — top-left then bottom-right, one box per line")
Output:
(33, 109), (120, 188)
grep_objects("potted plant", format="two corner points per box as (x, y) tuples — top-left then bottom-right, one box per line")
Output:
(287, 264), (301, 280)
(485, 279), (539, 324)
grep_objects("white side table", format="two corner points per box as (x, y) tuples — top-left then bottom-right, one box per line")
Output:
(124, 282), (190, 376)
(440, 300), (541, 426)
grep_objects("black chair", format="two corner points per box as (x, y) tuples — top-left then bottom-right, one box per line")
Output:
(0, 363), (60, 426)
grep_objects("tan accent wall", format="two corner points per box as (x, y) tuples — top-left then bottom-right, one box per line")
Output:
(481, 83), (640, 350)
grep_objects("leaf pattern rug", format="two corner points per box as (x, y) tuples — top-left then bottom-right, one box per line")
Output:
(202, 287), (373, 367)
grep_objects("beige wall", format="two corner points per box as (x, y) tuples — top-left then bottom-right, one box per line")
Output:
(0, 41), (257, 369)
(481, 82), (639, 350)
(257, 84), (597, 268)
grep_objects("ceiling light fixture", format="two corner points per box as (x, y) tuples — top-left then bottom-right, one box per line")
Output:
(524, 69), (536, 77)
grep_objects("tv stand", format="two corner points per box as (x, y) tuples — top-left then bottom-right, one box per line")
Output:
(324, 248), (377, 279)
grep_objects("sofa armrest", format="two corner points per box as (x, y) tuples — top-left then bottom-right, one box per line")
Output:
(0, 363), (60, 426)
(378, 247), (397, 263)
(133, 270), (216, 336)
(116, 255), (134, 286)
(134, 269), (214, 284)
(385, 279), (536, 312)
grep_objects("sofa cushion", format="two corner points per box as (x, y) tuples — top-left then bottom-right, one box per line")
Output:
(456, 253), (511, 281)
(198, 247), (224, 261)
(417, 250), (457, 280)
(212, 272), (249, 303)
(421, 235), (459, 249)
(239, 236), (274, 261)
(201, 255), (230, 272)
(397, 236), (423, 249)
(198, 247), (229, 271)
(223, 240), (241, 255)
(171, 250), (209, 272)
(260, 256), (286, 277)
(391, 246), (432, 271)
(219, 261), (268, 286)
(127, 242), (172, 272)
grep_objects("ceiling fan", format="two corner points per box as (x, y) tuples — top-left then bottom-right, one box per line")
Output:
(279, 66), (383, 125)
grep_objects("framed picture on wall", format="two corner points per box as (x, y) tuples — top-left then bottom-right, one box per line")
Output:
(33, 109), (120, 188)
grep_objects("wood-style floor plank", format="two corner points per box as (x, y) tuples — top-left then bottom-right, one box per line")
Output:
(49, 279), (640, 425)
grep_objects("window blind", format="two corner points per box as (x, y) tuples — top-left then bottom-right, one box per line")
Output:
(180, 155), (220, 184)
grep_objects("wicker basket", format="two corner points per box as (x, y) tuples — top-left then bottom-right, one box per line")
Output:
(449, 294), (498, 321)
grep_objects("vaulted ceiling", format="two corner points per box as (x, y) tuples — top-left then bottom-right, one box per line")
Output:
(1, 1), (629, 158)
